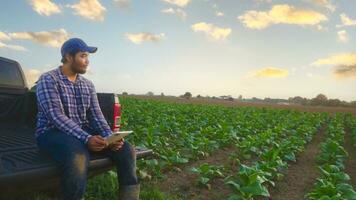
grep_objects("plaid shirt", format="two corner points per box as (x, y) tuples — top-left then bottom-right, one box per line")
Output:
(35, 66), (112, 144)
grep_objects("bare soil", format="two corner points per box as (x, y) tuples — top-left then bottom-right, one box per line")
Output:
(153, 146), (237, 200)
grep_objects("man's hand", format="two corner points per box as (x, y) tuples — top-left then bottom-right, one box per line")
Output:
(87, 135), (109, 152)
(109, 138), (125, 151)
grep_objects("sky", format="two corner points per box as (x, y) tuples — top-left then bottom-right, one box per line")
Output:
(0, 0), (355, 101)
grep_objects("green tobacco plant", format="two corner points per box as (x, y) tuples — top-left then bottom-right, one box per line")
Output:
(191, 163), (225, 188)
(317, 139), (348, 169)
(307, 115), (356, 200)
(225, 164), (270, 200)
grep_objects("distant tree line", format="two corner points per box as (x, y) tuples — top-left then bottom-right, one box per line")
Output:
(288, 94), (356, 107)
(127, 91), (356, 108)
(239, 94), (356, 108)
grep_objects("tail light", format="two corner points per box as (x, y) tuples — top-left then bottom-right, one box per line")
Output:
(112, 96), (121, 132)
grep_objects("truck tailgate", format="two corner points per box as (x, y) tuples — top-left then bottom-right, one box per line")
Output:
(0, 123), (152, 188)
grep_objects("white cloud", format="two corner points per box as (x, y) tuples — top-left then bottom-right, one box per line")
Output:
(0, 41), (27, 51)
(333, 64), (356, 78)
(216, 11), (224, 17)
(24, 69), (42, 87)
(162, 0), (191, 7)
(30, 0), (61, 16)
(316, 24), (328, 31)
(249, 67), (289, 78)
(9, 28), (70, 48)
(238, 4), (328, 29)
(162, 7), (187, 19)
(337, 13), (356, 27)
(311, 53), (356, 78)
(0, 32), (11, 41)
(125, 32), (165, 44)
(209, 2), (224, 17)
(311, 0), (335, 12)
(191, 22), (232, 41)
(311, 53), (356, 67)
(68, 0), (106, 21)
(114, 0), (130, 8)
(337, 30), (348, 43)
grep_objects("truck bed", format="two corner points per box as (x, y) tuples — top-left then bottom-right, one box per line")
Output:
(0, 123), (152, 189)
(0, 58), (153, 197)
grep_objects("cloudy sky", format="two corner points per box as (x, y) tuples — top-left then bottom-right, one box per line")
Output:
(0, 0), (355, 101)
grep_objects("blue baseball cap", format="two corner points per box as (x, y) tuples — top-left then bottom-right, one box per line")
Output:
(61, 38), (97, 57)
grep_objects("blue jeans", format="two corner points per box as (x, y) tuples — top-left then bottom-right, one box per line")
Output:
(36, 126), (139, 200)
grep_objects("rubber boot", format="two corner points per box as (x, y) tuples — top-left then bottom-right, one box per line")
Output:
(118, 184), (140, 200)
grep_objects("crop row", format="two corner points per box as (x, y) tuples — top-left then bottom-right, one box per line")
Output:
(225, 112), (327, 200)
(119, 97), (331, 200)
(306, 114), (356, 200)
(120, 97), (320, 177)
(345, 113), (356, 146)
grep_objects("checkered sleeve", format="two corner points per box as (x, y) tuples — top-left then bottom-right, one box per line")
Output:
(36, 74), (92, 144)
(87, 81), (113, 138)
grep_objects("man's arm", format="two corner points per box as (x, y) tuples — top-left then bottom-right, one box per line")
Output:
(36, 74), (92, 144)
(87, 81), (113, 139)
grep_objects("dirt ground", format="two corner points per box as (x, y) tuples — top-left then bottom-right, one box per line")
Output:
(123, 95), (356, 116)
(152, 146), (237, 200)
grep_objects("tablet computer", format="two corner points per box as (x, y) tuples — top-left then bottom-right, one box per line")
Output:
(106, 131), (133, 144)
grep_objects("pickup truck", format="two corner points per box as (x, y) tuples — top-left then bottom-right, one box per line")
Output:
(0, 56), (152, 198)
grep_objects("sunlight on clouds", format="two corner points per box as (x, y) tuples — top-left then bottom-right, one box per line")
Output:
(311, 53), (356, 78)
(337, 30), (348, 43)
(9, 28), (70, 48)
(0, 32), (11, 41)
(311, 0), (335, 12)
(162, 7), (187, 19)
(125, 32), (165, 44)
(30, 0), (61, 16)
(250, 67), (289, 78)
(238, 11), (271, 30)
(68, 0), (106, 21)
(238, 4), (328, 29)
(312, 53), (356, 66)
(191, 22), (231, 41)
(334, 64), (356, 78)
(0, 31), (27, 51)
(162, 0), (191, 7)
(0, 41), (27, 51)
(337, 13), (356, 27)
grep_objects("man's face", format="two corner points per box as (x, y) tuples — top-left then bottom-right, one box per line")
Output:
(68, 51), (89, 74)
